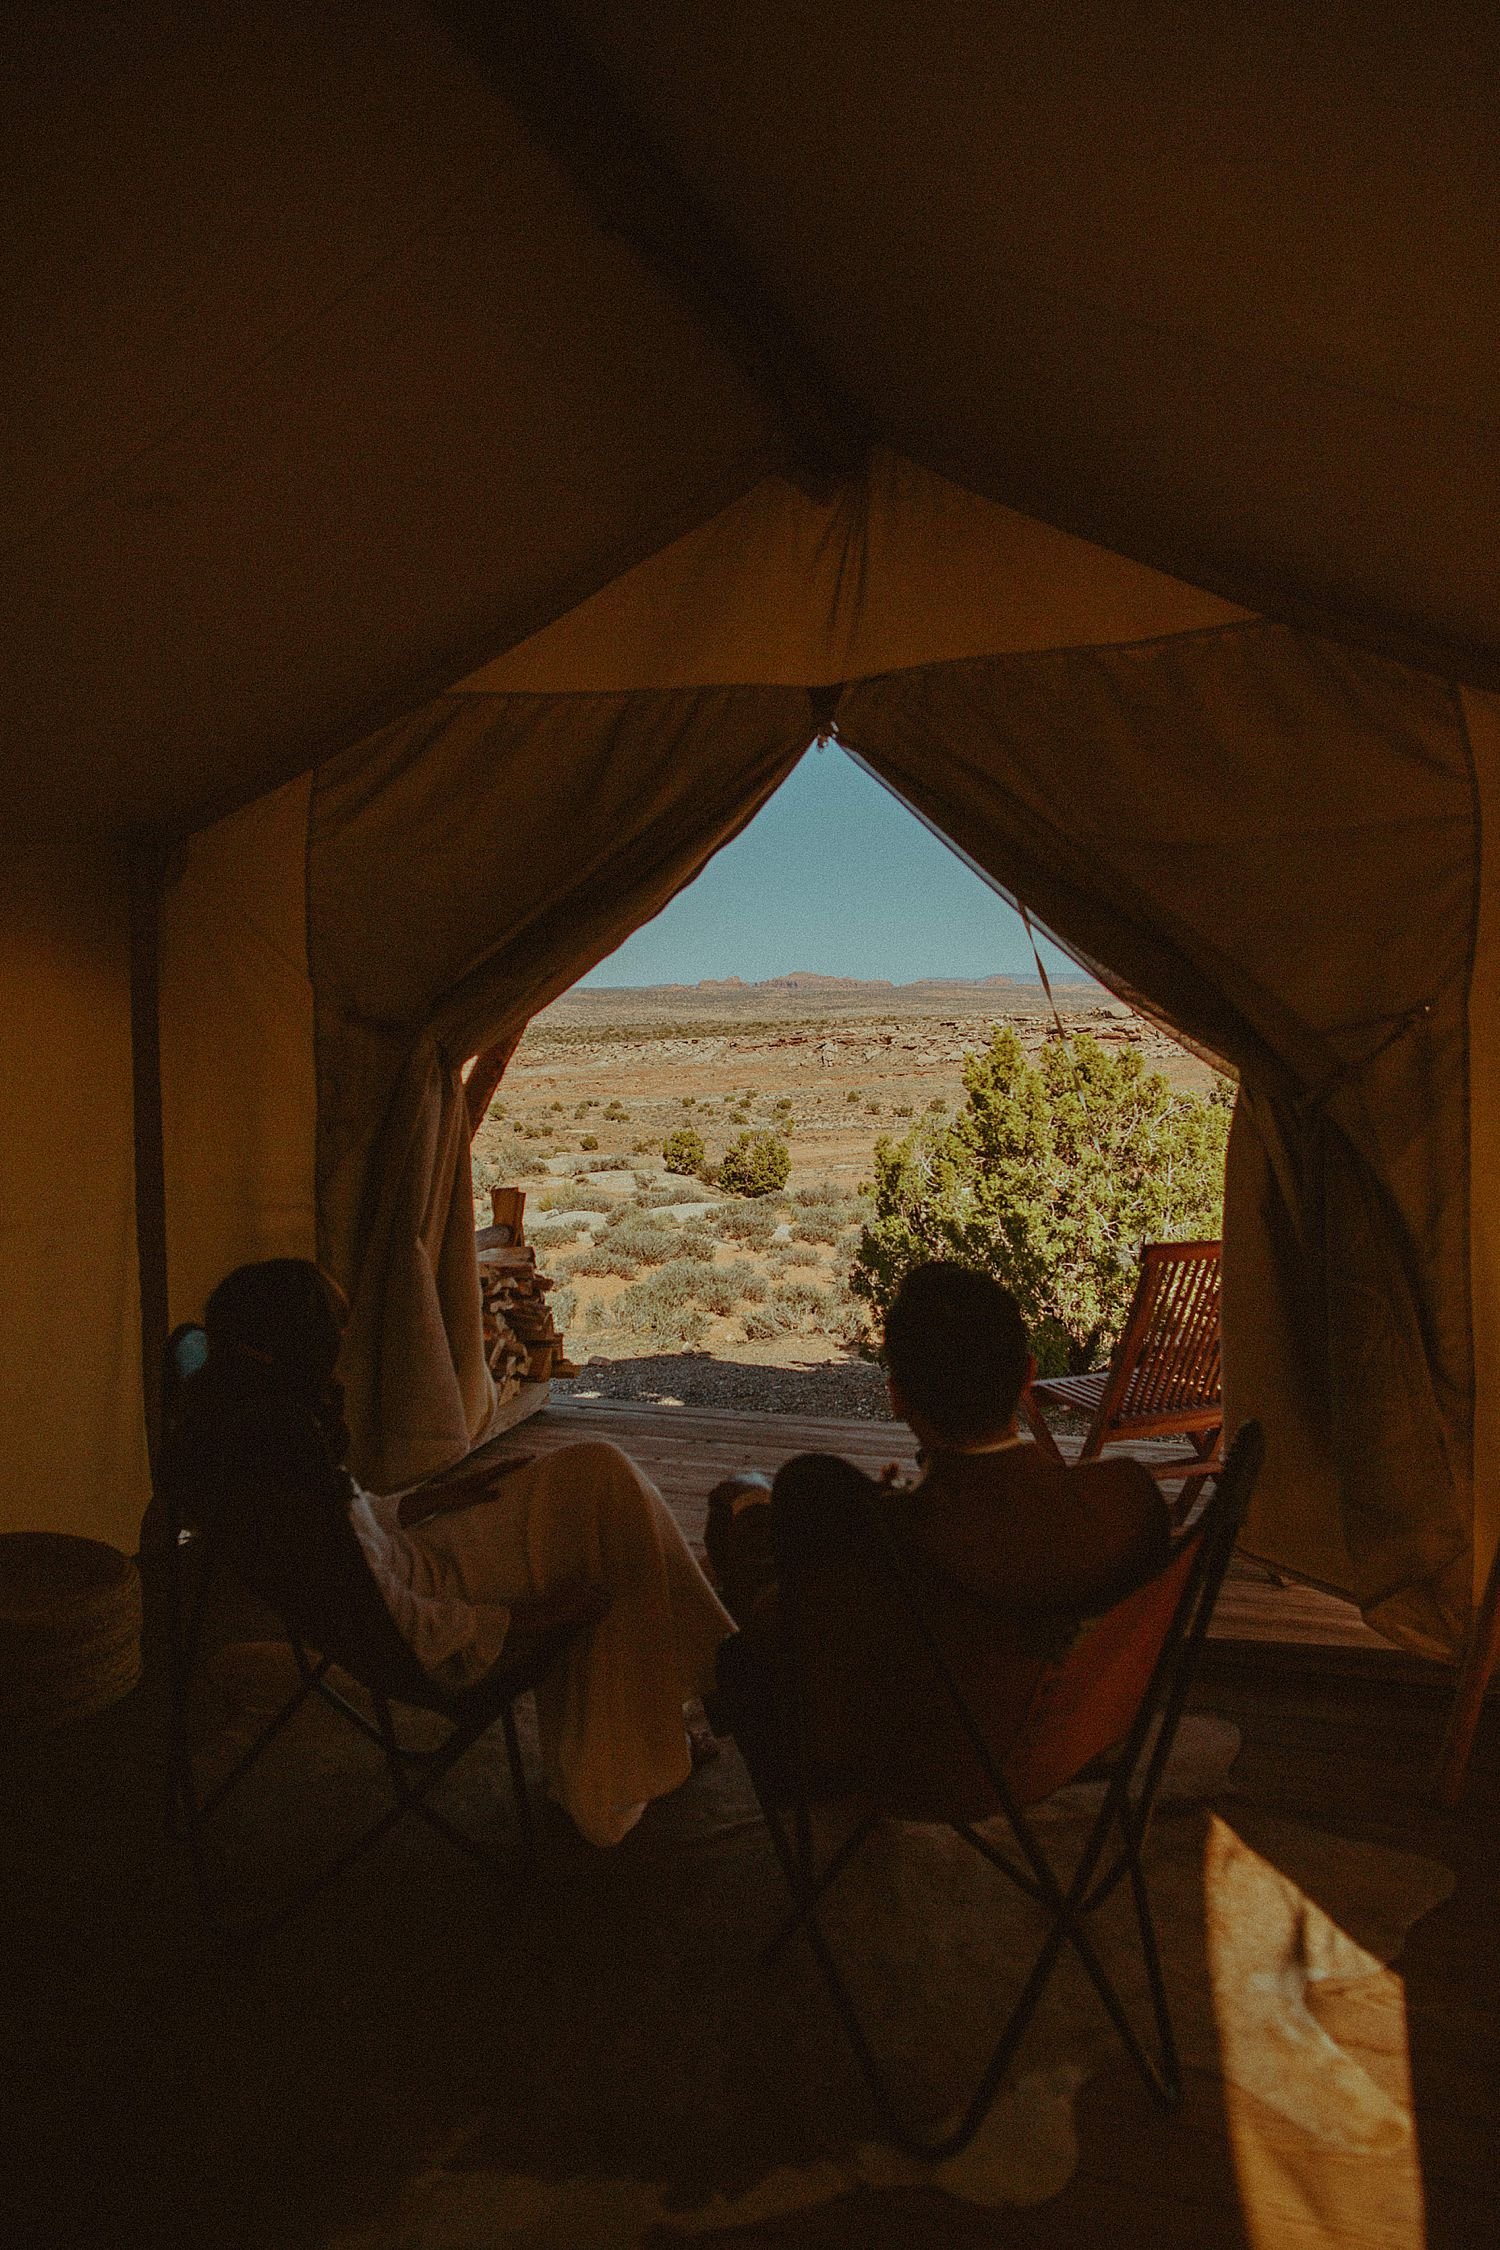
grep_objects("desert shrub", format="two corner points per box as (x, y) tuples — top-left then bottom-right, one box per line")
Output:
(580, 1133), (599, 1150)
(634, 1180), (696, 1208)
(774, 1277), (828, 1318)
(792, 1211), (843, 1245)
(893, 1104), (914, 1118)
(632, 1139), (654, 1155)
(562, 1242), (635, 1278)
(614, 1262), (710, 1346)
(716, 1198), (780, 1244)
(696, 1268), (743, 1317)
(551, 1100), (564, 1112)
(550, 1285), (577, 1330)
(793, 1179), (844, 1206)
(603, 1100), (628, 1120)
(846, 1089), (862, 1103)
(579, 1295), (608, 1330)
(718, 1131), (791, 1198)
(674, 1225), (719, 1262)
(574, 1103), (589, 1119)
(927, 1096), (946, 1113)
(681, 1094), (696, 1108)
(864, 1102), (882, 1115)
(852, 1029), (1232, 1375)
(599, 1211), (677, 1266)
(578, 1152), (627, 1172)
(538, 1179), (604, 1210)
(741, 1303), (790, 1341)
(662, 1125), (707, 1176)
(531, 1218), (582, 1247)
(739, 1272), (769, 1303)
(511, 1119), (526, 1134)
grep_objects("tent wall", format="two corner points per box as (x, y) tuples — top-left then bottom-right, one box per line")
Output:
(159, 775), (318, 1328)
(0, 842), (148, 1548)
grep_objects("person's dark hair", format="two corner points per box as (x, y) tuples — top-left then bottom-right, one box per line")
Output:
(882, 1261), (1030, 1445)
(203, 1259), (345, 1387)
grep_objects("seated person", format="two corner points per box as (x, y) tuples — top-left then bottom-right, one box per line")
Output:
(706, 1262), (1170, 1816)
(179, 1259), (733, 1848)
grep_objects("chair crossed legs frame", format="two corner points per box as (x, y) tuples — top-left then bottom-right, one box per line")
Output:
(161, 1325), (597, 1945)
(731, 1423), (1262, 2160)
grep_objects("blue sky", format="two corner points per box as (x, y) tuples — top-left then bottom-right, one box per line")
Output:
(580, 744), (1085, 988)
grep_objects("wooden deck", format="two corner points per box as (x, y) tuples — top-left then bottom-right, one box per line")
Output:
(466, 1395), (1422, 1674)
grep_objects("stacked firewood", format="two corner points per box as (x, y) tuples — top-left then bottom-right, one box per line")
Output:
(475, 1187), (578, 1401)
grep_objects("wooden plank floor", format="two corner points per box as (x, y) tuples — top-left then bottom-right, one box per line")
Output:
(463, 1395), (1416, 1667)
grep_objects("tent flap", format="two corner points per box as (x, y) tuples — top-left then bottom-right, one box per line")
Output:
(839, 626), (1476, 1653)
(307, 686), (814, 1487)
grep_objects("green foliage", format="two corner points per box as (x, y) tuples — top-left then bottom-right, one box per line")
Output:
(851, 1029), (1231, 1376)
(718, 1130), (791, 1198)
(662, 1125), (707, 1176)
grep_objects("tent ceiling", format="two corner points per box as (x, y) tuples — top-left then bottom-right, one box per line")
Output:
(5, 1), (1500, 841)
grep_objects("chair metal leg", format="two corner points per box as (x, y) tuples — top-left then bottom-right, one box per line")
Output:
(502, 1701), (536, 1855)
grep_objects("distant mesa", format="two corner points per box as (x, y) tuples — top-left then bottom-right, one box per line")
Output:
(569, 969), (1104, 1000)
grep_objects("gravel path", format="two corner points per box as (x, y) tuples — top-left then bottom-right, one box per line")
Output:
(552, 1349), (896, 1420)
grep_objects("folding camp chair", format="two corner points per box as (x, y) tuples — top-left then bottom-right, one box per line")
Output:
(161, 1324), (603, 1942)
(719, 1421), (1263, 2159)
(1023, 1240), (1224, 1518)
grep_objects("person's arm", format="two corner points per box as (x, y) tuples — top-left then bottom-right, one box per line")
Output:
(395, 1452), (537, 1527)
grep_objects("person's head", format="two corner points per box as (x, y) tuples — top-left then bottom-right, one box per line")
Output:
(203, 1259), (347, 1393)
(882, 1261), (1031, 1450)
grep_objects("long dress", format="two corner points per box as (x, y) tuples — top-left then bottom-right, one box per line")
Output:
(351, 1440), (733, 1847)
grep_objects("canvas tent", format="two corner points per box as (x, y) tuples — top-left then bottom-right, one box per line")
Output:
(5, 2), (1500, 1768)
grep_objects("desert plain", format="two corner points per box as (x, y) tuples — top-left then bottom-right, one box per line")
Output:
(470, 973), (1214, 1416)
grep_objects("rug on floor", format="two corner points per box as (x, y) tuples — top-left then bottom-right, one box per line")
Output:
(186, 1685), (1450, 2250)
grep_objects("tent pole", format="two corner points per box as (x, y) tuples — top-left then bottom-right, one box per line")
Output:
(1437, 1544), (1500, 1805)
(128, 838), (171, 1498)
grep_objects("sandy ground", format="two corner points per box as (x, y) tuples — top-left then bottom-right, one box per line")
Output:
(471, 975), (1221, 1410)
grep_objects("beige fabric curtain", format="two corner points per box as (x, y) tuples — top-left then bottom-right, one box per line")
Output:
(307, 687), (814, 1489)
(840, 625), (1478, 1656)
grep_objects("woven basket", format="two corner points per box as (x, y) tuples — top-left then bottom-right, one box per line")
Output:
(0, 1532), (143, 1734)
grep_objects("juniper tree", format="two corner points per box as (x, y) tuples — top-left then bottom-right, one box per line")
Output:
(852, 1028), (1231, 1375)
